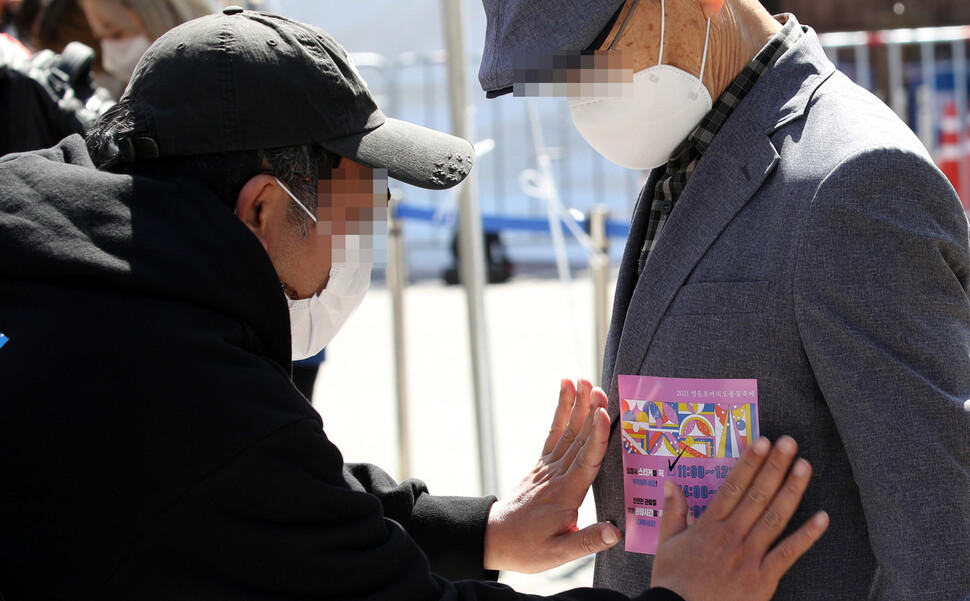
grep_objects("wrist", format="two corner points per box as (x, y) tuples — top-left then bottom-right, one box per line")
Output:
(483, 498), (510, 571)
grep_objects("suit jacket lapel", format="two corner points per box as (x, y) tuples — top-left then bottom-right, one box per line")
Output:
(601, 172), (659, 386)
(602, 25), (837, 421)
(606, 119), (780, 421)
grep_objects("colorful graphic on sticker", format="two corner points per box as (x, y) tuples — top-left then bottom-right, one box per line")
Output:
(0, 333), (8, 350)
(618, 375), (759, 554)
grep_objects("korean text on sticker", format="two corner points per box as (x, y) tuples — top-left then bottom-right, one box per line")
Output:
(618, 375), (759, 554)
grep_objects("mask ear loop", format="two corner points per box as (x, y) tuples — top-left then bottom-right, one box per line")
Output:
(691, 17), (712, 100)
(646, 0), (666, 82)
(274, 177), (318, 224)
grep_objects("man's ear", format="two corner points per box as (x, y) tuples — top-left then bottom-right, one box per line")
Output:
(234, 174), (285, 250)
(698, 0), (725, 20)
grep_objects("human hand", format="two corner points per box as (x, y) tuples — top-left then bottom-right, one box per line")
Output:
(651, 436), (829, 601)
(483, 378), (621, 573)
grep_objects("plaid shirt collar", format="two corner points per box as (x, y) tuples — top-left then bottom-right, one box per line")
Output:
(683, 14), (803, 157)
(636, 15), (804, 276)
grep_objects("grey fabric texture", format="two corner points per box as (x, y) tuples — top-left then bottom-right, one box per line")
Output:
(594, 25), (970, 601)
(478, 0), (625, 92)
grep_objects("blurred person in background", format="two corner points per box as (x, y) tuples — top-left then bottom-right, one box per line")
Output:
(31, 0), (98, 54)
(0, 0), (112, 155)
(79, 0), (210, 95)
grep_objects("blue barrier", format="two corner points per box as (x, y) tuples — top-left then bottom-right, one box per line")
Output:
(393, 202), (631, 239)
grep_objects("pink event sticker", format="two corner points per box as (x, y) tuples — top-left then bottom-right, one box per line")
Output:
(618, 375), (759, 554)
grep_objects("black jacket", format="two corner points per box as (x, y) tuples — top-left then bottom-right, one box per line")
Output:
(0, 136), (681, 601)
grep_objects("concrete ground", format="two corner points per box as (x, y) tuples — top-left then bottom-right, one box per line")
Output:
(309, 269), (618, 595)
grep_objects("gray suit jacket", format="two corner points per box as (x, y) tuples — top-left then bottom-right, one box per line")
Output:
(593, 25), (970, 601)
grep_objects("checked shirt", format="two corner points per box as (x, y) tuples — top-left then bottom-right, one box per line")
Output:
(636, 15), (803, 275)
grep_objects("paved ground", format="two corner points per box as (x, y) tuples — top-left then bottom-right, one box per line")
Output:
(309, 269), (618, 595)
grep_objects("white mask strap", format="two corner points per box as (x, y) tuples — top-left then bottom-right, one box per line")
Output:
(274, 177), (318, 224)
(699, 17), (711, 84)
(610, 0), (709, 77)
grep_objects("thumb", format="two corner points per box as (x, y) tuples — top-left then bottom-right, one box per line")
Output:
(656, 480), (688, 547)
(554, 522), (622, 566)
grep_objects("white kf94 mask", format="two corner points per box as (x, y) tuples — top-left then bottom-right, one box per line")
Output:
(272, 176), (373, 361)
(100, 34), (152, 83)
(568, 0), (713, 170)
(287, 263), (371, 361)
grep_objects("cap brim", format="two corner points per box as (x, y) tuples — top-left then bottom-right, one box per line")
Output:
(323, 118), (474, 190)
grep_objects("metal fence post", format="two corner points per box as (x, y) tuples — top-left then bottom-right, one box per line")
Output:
(887, 40), (907, 120)
(953, 38), (970, 203)
(387, 195), (411, 479)
(442, 0), (499, 497)
(590, 205), (610, 387)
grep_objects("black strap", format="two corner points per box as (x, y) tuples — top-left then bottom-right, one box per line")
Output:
(119, 136), (160, 162)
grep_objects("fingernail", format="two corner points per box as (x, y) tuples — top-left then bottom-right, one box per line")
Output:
(664, 480), (677, 500)
(792, 458), (810, 477)
(813, 511), (830, 527)
(777, 436), (796, 455)
(752, 437), (770, 455)
(602, 527), (620, 545)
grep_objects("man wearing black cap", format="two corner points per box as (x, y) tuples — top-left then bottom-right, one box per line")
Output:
(480, 0), (970, 600)
(0, 7), (826, 601)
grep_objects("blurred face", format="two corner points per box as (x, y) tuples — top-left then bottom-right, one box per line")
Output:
(284, 158), (387, 299)
(80, 0), (152, 82)
(315, 158), (389, 266)
(240, 156), (388, 302)
(79, 0), (146, 41)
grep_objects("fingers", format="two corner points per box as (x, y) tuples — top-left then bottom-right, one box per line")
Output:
(560, 405), (611, 499)
(704, 437), (771, 521)
(558, 385), (607, 468)
(728, 436), (799, 533)
(548, 521), (622, 570)
(541, 378), (577, 456)
(762, 510), (829, 578)
(656, 479), (688, 548)
(744, 457), (812, 551)
(548, 379), (592, 462)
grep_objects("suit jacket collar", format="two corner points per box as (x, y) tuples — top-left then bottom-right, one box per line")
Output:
(604, 26), (837, 420)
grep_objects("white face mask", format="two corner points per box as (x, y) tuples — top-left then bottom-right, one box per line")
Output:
(272, 177), (373, 360)
(568, 0), (713, 170)
(100, 34), (151, 83)
(287, 262), (372, 361)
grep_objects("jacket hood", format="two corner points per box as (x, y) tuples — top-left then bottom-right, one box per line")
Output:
(0, 135), (291, 369)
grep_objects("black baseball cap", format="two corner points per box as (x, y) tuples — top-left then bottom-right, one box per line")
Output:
(119, 6), (473, 190)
